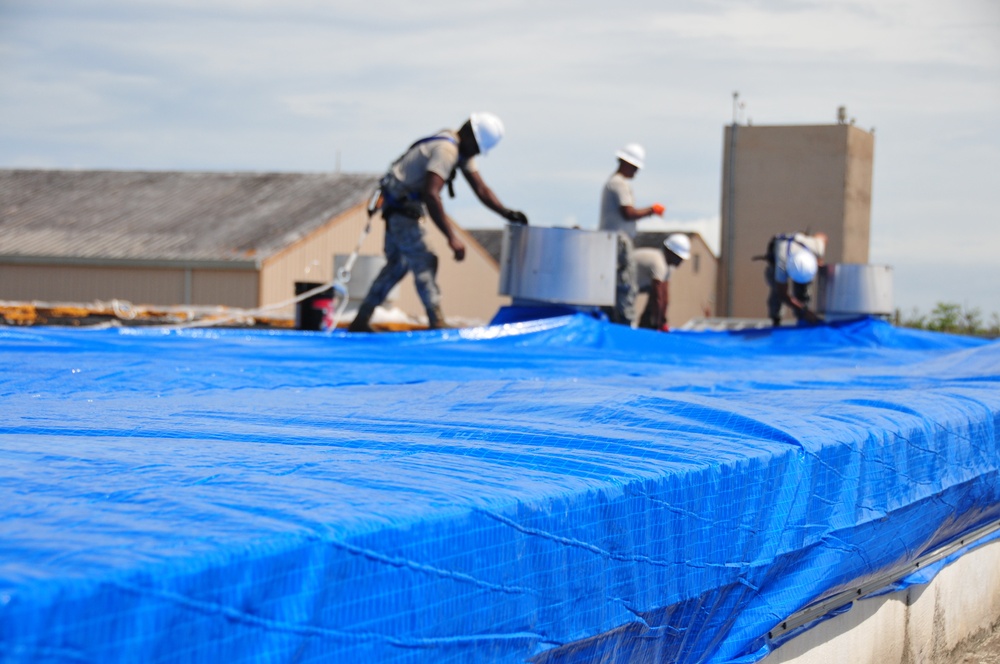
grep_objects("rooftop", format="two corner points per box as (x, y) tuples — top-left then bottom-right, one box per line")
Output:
(0, 169), (379, 265)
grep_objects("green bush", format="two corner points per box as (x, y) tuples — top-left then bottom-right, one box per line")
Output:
(895, 303), (999, 339)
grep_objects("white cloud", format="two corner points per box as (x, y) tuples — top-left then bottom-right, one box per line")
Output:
(648, 0), (1000, 66)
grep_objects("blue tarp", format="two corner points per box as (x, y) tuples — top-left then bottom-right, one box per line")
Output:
(0, 316), (998, 663)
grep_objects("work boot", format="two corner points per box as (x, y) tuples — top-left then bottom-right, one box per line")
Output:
(348, 303), (376, 333)
(426, 306), (447, 330)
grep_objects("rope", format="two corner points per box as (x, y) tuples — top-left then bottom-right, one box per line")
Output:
(111, 299), (137, 320)
(157, 202), (379, 331)
(325, 212), (375, 333)
(149, 280), (342, 331)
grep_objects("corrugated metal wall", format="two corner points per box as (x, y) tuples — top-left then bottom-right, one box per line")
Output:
(0, 263), (257, 308)
(190, 270), (259, 309)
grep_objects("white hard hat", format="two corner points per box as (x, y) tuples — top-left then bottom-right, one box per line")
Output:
(615, 143), (645, 169)
(469, 112), (504, 155)
(663, 233), (691, 260)
(787, 249), (818, 284)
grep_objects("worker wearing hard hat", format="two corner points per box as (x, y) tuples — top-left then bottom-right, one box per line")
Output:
(634, 233), (691, 331)
(350, 112), (528, 332)
(761, 232), (827, 326)
(598, 143), (666, 325)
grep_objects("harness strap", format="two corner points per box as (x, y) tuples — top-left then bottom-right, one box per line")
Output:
(407, 135), (461, 199)
(405, 135), (458, 152)
(384, 134), (461, 206)
(774, 233), (817, 261)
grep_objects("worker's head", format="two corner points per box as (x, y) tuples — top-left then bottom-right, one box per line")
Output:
(663, 234), (691, 266)
(459, 112), (505, 157)
(615, 143), (645, 176)
(787, 250), (818, 284)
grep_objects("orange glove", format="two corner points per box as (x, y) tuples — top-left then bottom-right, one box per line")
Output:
(651, 203), (666, 216)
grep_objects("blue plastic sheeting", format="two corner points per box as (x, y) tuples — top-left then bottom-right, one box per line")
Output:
(1, 316), (998, 663)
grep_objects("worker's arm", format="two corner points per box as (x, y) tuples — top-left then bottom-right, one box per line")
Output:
(659, 279), (671, 331)
(422, 173), (465, 261)
(781, 282), (820, 324)
(462, 168), (528, 224)
(619, 203), (663, 220)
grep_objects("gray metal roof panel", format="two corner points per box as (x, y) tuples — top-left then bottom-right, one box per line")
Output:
(467, 229), (504, 265)
(0, 169), (380, 263)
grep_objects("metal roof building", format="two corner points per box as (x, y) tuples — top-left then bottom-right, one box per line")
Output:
(0, 169), (508, 324)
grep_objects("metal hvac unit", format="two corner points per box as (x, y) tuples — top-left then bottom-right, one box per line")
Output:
(817, 263), (894, 321)
(499, 225), (618, 307)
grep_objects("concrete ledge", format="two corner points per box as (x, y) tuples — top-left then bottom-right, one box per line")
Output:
(766, 537), (1000, 663)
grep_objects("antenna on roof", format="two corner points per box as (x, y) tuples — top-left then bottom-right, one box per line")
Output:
(732, 91), (746, 125)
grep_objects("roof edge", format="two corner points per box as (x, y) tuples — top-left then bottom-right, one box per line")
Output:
(0, 255), (260, 271)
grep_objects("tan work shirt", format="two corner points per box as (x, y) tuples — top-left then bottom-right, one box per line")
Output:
(389, 130), (479, 196)
(598, 173), (637, 240)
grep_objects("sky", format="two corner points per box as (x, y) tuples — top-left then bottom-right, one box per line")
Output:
(1, 0), (998, 317)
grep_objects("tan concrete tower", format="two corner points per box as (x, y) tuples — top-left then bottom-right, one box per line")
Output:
(717, 119), (874, 319)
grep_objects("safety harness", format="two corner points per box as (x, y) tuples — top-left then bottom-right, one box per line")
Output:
(377, 134), (462, 218)
(761, 233), (816, 265)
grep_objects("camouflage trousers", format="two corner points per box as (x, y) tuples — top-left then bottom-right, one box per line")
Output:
(361, 213), (441, 319)
(611, 233), (637, 325)
(765, 262), (810, 324)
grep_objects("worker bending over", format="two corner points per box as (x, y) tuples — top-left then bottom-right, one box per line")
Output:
(760, 232), (826, 326)
(634, 233), (690, 331)
(350, 112), (528, 332)
(598, 143), (666, 325)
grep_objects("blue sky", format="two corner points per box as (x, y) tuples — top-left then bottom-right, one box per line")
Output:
(1, 0), (998, 316)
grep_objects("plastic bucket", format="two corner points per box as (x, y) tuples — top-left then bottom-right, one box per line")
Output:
(294, 282), (334, 331)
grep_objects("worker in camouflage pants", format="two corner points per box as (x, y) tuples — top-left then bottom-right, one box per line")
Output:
(349, 112), (527, 332)
(363, 214), (444, 327)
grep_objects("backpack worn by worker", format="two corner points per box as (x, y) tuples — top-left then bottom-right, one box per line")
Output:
(376, 134), (461, 219)
(754, 233), (811, 265)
